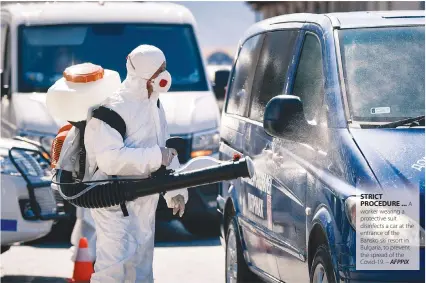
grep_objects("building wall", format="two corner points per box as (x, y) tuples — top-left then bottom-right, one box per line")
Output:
(249, 1), (424, 20)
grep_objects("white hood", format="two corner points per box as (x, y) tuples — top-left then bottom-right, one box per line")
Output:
(11, 93), (65, 135)
(11, 91), (220, 136)
(159, 91), (220, 135)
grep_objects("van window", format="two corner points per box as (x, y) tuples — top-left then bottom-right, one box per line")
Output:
(292, 34), (325, 123)
(249, 30), (298, 122)
(18, 24), (208, 93)
(225, 34), (263, 116)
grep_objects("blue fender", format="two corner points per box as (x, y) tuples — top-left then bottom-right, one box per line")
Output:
(224, 184), (254, 266)
(311, 205), (341, 280)
(224, 183), (242, 216)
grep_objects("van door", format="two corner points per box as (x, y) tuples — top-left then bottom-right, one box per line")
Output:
(219, 32), (263, 231)
(271, 29), (328, 283)
(242, 28), (299, 280)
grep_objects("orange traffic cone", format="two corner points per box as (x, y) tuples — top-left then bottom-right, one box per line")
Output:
(68, 237), (94, 283)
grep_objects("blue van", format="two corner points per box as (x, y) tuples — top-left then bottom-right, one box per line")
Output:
(217, 11), (425, 283)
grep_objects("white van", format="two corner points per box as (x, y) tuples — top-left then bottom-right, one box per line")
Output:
(1, 2), (221, 236)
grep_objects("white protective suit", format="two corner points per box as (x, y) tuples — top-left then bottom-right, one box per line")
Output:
(84, 45), (188, 283)
(70, 207), (96, 262)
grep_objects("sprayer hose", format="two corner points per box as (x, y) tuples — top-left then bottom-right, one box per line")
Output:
(57, 157), (252, 209)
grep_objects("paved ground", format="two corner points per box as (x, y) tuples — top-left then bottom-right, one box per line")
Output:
(0, 220), (225, 283)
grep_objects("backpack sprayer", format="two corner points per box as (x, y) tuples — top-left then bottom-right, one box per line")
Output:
(52, 137), (254, 209)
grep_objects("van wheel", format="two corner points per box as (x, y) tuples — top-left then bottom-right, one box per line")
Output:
(226, 217), (260, 283)
(310, 245), (336, 283)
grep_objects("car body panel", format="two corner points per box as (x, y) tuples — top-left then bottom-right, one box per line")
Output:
(0, 138), (54, 246)
(1, 174), (53, 245)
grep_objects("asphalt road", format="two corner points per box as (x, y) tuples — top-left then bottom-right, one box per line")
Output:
(0, 220), (225, 283)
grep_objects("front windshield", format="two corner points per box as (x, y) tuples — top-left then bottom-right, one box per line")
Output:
(338, 26), (425, 122)
(18, 24), (208, 93)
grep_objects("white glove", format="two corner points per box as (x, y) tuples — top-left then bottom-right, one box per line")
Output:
(160, 147), (177, 167)
(168, 194), (185, 217)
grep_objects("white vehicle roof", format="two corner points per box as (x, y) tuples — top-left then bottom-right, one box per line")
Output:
(2, 1), (196, 27)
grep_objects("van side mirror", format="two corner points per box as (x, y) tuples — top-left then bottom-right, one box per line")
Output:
(213, 70), (230, 100)
(263, 95), (313, 141)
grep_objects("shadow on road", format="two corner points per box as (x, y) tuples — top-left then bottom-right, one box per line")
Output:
(24, 243), (72, 249)
(154, 220), (221, 247)
(0, 276), (68, 283)
(156, 237), (221, 247)
(22, 220), (220, 249)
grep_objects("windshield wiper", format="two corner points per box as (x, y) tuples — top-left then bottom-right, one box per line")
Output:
(377, 115), (425, 128)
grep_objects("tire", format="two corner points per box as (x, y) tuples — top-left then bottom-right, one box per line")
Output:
(1, 245), (10, 254)
(310, 244), (337, 283)
(225, 216), (260, 283)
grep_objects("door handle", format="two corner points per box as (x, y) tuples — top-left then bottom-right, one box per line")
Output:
(261, 148), (273, 158)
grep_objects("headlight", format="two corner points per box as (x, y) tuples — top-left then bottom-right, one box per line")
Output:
(191, 129), (220, 158)
(1, 150), (45, 177)
(345, 196), (358, 230)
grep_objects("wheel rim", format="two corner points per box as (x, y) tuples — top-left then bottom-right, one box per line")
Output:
(226, 229), (238, 283)
(313, 262), (329, 283)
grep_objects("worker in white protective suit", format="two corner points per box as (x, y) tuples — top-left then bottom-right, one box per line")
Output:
(84, 45), (188, 283)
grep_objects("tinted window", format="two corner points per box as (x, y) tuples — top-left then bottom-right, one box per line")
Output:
(339, 26), (424, 122)
(249, 30), (298, 122)
(18, 24), (208, 93)
(226, 35), (263, 116)
(292, 34), (325, 123)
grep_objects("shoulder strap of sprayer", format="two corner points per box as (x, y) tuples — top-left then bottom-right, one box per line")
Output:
(92, 106), (128, 216)
(92, 106), (127, 139)
(92, 100), (160, 138)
